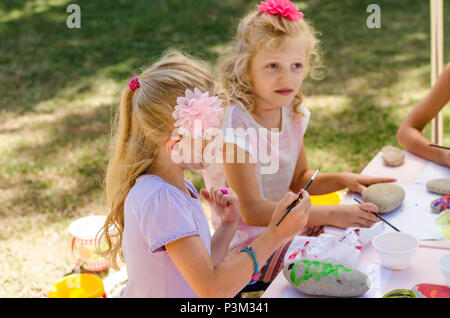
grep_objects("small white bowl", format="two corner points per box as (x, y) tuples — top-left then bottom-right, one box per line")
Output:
(372, 232), (419, 270)
(438, 252), (450, 287)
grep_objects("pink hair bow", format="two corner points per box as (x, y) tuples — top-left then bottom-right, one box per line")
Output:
(257, 0), (304, 22)
(129, 76), (140, 91)
(172, 87), (223, 136)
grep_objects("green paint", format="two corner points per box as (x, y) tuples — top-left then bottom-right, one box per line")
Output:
(289, 260), (352, 287)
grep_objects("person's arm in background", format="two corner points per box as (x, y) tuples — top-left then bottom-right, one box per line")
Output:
(396, 63), (450, 167)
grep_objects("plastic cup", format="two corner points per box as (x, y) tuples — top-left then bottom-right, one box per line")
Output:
(372, 232), (419, 270)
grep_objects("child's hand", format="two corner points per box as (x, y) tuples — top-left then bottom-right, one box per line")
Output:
(200, 188), (239, 225)
(340, 173), (396, 194)
(268, 190), (311, 242)
(330, 203), (379, 228)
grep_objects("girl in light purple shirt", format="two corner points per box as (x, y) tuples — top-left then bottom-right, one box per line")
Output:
(98, 50), (311, 298)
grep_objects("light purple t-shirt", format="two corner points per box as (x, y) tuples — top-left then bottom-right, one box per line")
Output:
(122, 174), (211, 297)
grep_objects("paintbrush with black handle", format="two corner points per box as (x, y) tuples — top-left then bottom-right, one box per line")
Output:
(429, 144), (450, 150)
(276, 168), (320, 226)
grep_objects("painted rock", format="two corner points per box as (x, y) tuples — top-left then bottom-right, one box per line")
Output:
(430, 195), (450, 213)
(381, 146), (404, 167)
(382, 289), (416, 298)
(426, 179), (450, 195)
(362, 183), (405, 213)
(283, 260), (370, 297)
(411, 284), (450, 298)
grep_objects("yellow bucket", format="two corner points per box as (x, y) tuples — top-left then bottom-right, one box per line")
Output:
(310, 191), (343, 205)
(48, 273), (106, 298)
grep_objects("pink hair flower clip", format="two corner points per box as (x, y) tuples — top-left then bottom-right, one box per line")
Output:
(257, 0), (304, 22)
(129, 76), (140, 91)
(172, 87), (223, 136)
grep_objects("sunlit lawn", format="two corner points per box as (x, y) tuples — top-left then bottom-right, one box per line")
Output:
(0, 0), (449, 297)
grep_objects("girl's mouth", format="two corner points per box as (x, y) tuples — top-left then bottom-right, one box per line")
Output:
(274, 89), (293, 96)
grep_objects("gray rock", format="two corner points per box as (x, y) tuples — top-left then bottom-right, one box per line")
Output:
(362, 183), (405, 213)
(381, 146), (405, 167)
(426, 179), (450, 195)
(283, 260), (370, 297)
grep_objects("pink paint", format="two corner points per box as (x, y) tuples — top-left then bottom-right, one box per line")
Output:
(288, 250), (299, 260)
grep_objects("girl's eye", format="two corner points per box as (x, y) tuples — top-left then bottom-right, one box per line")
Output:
(267, 63), (278, 69)
(292, 63), (303, 69)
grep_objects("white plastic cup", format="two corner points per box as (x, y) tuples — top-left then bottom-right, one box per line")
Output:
(372, 232), (419, 270)
(68, 215), (109, 271)
(438, 252), (450, 287)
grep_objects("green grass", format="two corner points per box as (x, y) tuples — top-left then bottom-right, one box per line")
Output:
(0, 0), (449, 297)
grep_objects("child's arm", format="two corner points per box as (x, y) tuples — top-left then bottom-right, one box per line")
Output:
(223, 143), (379, 229)
(223, 143), (279, 226)
(289, 141), (396, 195)
(289, 141), (383, 228)
(165, 191), (311, 298)
(397, 63), (450, 167)
(200, 188), (240, 266)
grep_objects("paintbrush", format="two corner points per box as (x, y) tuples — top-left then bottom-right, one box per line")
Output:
(353, 198), (401, 232)
(429, 144), (450, 150)
(276, 168), (320, 226)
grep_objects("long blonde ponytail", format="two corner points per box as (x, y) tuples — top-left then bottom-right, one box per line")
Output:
(97, 50), (228, 269)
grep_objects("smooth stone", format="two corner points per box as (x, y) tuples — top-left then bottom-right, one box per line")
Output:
(426, 179), (450, 195)
(430, 195), (450, 213)
(382, 289), (417, 298)
(362, 183), (405, 213)
(411, 284), (450, 298)
(381, 145), (405, 167)
(283, 260), (370, 297)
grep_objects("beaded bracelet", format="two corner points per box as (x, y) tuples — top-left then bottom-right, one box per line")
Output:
(240, 246), (261, 285)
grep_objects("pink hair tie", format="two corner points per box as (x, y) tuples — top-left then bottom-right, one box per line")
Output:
(220, 188), (228, 195)
(257, 0), (304, 22)
(129, 76), (140, 91)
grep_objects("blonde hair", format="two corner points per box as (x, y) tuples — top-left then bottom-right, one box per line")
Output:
(97, 50), (227, 269)
(219, 10), (322, 114)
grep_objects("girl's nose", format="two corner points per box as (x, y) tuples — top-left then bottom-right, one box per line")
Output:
(278, 75), (291, 84)
(277, 69), (292, 83)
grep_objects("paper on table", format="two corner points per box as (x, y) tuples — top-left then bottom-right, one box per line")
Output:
(281, 261), (391, 298)
(367, 184), (444, 240)
(415, 160), (450, 184)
